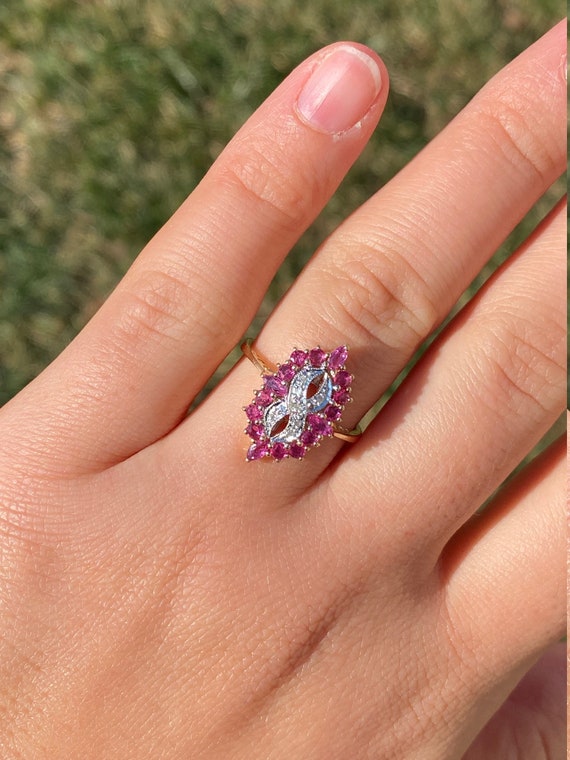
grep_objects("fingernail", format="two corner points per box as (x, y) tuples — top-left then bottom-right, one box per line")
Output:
(296, 45), (382, 135)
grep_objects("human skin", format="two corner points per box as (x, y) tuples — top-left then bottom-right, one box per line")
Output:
(0, 20), (566, 760)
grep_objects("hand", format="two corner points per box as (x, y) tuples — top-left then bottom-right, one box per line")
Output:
(0, 21), (565, 760)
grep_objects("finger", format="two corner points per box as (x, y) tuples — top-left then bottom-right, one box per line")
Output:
(444, 433), (565, 663)
(330, 197), (565, 553)
(183, 20), (566, 482)
(440, 436), (565, 756)
(262, 18), (566, 428)
(1, 44), (388, 472)
(461, 642), (566, 760)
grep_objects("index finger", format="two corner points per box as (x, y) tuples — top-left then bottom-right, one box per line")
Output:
(2, 44), (389, 472)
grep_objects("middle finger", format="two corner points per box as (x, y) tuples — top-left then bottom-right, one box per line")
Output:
(164, 22), (565, 501)
(255, 20), (566, 441)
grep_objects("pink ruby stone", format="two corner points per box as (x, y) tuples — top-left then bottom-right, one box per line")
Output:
(271, 442), (288, 460)
(277, 363), (296, 382)
(334, 370), (352, 388)
(332, 390), (350, 406)
(309, 347), (326, 366)
(328, 345), (348, 370)
(332, 389), (351, 405)
(307, 414), (332, 436)
(325, 405), (342, 421)
(256, 388), (273, 406)
(264, 375), (287, 396)
(290, 349), (308, 366)
(300, 429), (318, 446)
(246, 442), (269, 461)
(245, 403), (263, 421)
(246, 422), (265, 441)
(289, 442), (306, 459)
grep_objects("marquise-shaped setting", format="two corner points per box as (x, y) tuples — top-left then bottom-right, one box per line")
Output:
(244, 345), (353, 461)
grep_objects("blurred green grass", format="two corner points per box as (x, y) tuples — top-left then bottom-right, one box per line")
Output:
(0, 0), (565, 411)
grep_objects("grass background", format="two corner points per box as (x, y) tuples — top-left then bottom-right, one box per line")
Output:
(0, 0), (565, 458)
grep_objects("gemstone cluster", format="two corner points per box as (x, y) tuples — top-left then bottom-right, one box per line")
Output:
(244, 345), (352, 461)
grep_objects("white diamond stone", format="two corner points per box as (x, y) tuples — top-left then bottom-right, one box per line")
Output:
(264, 367), (333, 444)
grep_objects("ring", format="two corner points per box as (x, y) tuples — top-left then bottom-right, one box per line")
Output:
(241, 340), (362, 461)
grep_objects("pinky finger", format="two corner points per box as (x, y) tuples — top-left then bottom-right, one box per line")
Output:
(462, 642), (566, 759)
(439, 431), (565, 749)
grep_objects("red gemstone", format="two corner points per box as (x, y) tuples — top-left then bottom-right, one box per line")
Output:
(325, 405), (342, 421)
(271, 442), (288, 460)
(245, 404), (263, 421)
(328, 345), (348, 370)
(332, 389), (350, 405)
(308, 414), (332, 436)
(246, 442), (269, 461)
(334, 370), (352, 388)
(246, 422), (265, 441)
(300, 429), (318, 446)
(290, 349), (308, 366)
(264, 375), (287, 396)
(256, 388), (273, 406)
(309, 348), (326, 366)
(277, 363), (296, 382)
(289, 443), (306, 459)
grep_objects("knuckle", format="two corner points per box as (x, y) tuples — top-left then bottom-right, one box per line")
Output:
(319, 240), (439, 355)
(474, 95), (558, 186)
(116, 267), (228, 349)
(477, 313), (565, 416)
(118, 269), (195, 345)
(215, 142), (316, 231)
